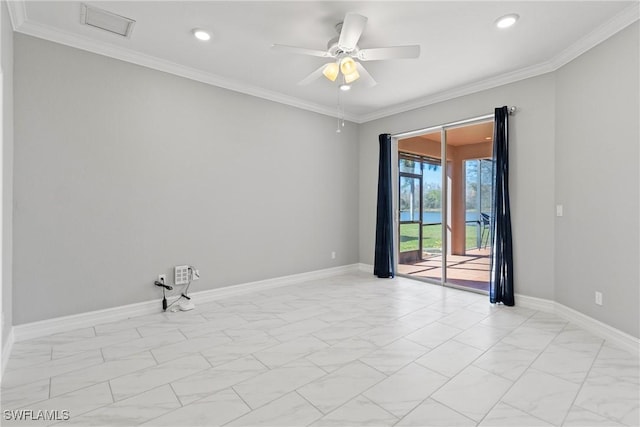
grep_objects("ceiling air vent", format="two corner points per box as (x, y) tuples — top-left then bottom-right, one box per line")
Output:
(80, 4), (135, 38)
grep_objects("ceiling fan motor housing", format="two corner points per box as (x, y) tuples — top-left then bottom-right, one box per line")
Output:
(327, 37), (358, 58)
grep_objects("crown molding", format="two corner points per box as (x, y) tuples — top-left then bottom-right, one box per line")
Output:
(357, 61), (556, 123)
(10, 8), (358, 123)
(6, 0), (27, 30)
(549, 2), (639, 70)
(8, 0), (639, 124)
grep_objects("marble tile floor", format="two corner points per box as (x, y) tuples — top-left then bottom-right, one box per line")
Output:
(1, 273), (638, 426)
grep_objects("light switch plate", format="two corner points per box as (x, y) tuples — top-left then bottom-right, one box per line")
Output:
(595, 291), (603, 306)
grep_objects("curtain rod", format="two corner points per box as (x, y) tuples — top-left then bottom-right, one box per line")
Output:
(391, 106), (517, 139)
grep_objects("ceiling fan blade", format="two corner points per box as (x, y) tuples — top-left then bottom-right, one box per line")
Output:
(357, 45), (421, 61)
(356, 63), (377, 87)
(271, 44), (331, 58)
(297, 64), (329, 86)
(338, 13), (367, 52)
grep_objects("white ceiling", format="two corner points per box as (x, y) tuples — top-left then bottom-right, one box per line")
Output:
(8, 1), (639, 122)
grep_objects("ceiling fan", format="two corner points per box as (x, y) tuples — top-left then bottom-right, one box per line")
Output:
(272, 12), (420, 89)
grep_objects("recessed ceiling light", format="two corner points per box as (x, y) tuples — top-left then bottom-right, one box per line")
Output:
(495, 14), (519, 29)
(192, 28), (211, 41)
(339, 84), (351, 91)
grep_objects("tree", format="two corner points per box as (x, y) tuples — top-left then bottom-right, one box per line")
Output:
(424, 185), (441, 210)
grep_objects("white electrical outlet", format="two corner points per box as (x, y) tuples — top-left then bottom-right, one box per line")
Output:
(331, 251), (336, 259)
(556, 204), (563, 217)
(595, 291), (603, 306)
(175, 265), (190, 285)
(158, 274), (167, 285)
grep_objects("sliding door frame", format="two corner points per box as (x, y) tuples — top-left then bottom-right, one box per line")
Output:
(392, 113), (496, 293)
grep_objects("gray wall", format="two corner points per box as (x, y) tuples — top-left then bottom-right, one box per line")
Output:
(358, 74), (557, 301)
(555, 23), (639, 337)
(13, 34), (359, 324)
(2, 1), (14, 352)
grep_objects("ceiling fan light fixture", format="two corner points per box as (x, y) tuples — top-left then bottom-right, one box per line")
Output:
(344, 69), (360, 84)
(340, 57), (357, 75)
(323, 62), (339, 81)
(192, 28), (211, 41)
(495, 13), (519, 29)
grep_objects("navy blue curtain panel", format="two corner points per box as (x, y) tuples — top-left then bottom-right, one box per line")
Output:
(374, 134), (395, 278)
(490, 106), (515, 305)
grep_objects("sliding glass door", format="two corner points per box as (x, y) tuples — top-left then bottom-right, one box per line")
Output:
(397, 121), (494, 292)
(398, 152), (444, 282)
(399, 168), (422, 264)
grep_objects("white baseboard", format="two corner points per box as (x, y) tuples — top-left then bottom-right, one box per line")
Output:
(515, 293), (556, 312)
(11, 264), (360, 343)
(516, 294), (639, 354)
(13, 299), (161, 343)
(1, 326), (14, 381)
(553, 303), (639, 355)
(190, 264), (359, 304)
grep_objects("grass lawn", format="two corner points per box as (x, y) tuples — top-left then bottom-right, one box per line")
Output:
(400, 223), (482, 252)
